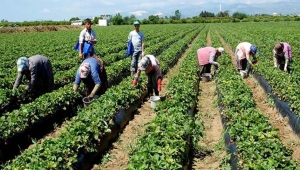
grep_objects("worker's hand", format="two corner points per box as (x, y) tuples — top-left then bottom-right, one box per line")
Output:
(217, 63), (220, 68)
(274, 64), (277, 67)
(88, 94), (94, 99)
(142, 51), (145, 57)
(284, 67), (288, 72)
(158, 84), (162, 91)
(73, 84), (79, 92)
(79, 52), (83, 59)
(250, 63), (254, 67)
(132, 79), (137, 86)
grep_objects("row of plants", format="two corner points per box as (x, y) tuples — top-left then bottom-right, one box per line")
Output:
(0, 24), (198, 74)
(126, 26), (208, 169)
(215, 22), (300, 116)
(2, 25), (202, 169)
(210, 29), (299, 169)
(0, 25), (202, 144)
(0, 25), (196, 115)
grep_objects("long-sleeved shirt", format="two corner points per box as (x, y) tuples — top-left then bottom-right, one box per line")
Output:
(273, 42), (292, 60)
(135, 55), (162, 80)
(235, 42), (255, 63)
(74, 57), (102, 88)
(273, 42), (292, 69)
(128, 30), (145, 51)
(197, 47), (218, 66)
(13, 55), (53, 89)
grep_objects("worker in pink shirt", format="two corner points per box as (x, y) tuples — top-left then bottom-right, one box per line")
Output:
(273, 42), (292, 72)
(235, 42), (258, 78)
(132, 54), (162, 98)
(197, 47), (224, 76)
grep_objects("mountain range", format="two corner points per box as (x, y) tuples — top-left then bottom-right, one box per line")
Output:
(79, 2), (299, 20)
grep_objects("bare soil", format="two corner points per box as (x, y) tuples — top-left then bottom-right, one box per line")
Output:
(0, 25), (82, 34)
(216, 30), (300, 164)
(93, 39), (198, 170)
(191, 29), (226, 170)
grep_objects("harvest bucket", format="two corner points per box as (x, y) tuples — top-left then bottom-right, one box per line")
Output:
(82, 97), (93, 107)
(150, 96), (161, 108)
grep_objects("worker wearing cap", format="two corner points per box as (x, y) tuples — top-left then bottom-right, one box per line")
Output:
(132, 54), (162, 98)
(13, 55), (54, 95)
(235, 42), (258, 77)
(197, 47), (224, 76)
(273, 42), (292, 72)
(128, 20), (145, 75)
(78, 18), (97, 60)
(73, 57), (107, 99)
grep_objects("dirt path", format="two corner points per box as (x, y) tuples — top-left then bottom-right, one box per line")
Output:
(192, 29), (226, 170)
(216, 30), (300, 164)
(94, 37), (199, 170)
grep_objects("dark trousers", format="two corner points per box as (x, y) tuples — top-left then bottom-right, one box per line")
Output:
(147, 71), (159, 97)
(199, 64), (212, 75)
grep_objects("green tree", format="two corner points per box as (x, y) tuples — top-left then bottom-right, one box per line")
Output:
(111, 13), (124, 25)
(93, 17), (99, 24)
(123, 16), (130, 25)
(148, 15), (159, 24)
(129, 15), (137, 24)
(217, 10), (230, 17)
(199, 11), (215, 17)
(175, 10), (181, 20)
(232, 12), (247, 20)
(69, 17), (80, 21)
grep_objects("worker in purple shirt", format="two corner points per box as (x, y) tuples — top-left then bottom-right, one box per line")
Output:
(273, 42), (292, 72)
(197, 47), (224, 76)
(73, 57), (106, 99)
(13, 55), (54, 95)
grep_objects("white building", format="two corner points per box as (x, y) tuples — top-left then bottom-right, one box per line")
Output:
(98, 19), (110, 26)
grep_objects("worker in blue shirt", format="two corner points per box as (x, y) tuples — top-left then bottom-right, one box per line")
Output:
(73, 57), (107, 99)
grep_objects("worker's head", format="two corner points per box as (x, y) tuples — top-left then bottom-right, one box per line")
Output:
(274, 43), (284, 54)
(79, 63), (91, 78)
(216, 47), (225, 57)
(250, 45), (258, 55)
(85, 18), (92, 31)
(17, 57), (29, 72)
(139, 57), (150, 71)
(133, 20), (140, 30)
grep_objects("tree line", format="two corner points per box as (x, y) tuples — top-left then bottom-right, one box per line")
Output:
(1, 10), (300, 27)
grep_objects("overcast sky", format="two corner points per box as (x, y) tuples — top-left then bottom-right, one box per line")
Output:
(1, 0), (298, 22)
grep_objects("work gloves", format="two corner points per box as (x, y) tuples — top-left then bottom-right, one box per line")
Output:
(157, 78), (162, 91)
(132, 77), (138, 86)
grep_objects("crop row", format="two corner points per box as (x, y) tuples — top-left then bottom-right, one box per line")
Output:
(2, 26), (202, 169)
(210, 28), (299, 169)
(0, 25), (198, 115)
(215, 22), (300, 115)
(127, 25), (208, 169)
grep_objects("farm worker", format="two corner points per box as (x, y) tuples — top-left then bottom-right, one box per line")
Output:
(13, 55), (54, 95)
(132, 54), (162, 98)
(78, 18), (98, 60)
(235, 42), (258, 78)
(196, 47), (225, 76)
(73, 57), (108, 99)
(128, 20), (145, 75)
(273, 42), (292, 72)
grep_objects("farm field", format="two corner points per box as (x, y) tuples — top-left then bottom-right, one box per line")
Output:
(0, 22), (300, 169)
